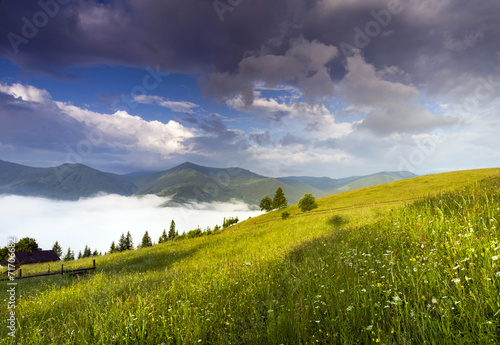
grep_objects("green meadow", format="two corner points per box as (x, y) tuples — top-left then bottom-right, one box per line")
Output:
(1, 167), (500, 344)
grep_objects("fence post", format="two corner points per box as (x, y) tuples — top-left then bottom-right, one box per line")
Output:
(61, 264), (64, 275)
(19, 269), (22, 278)
(93, 259), (96, 269)
(47, 264), (50, 274)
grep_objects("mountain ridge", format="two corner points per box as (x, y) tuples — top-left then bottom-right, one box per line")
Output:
(0, 159), (417, 204)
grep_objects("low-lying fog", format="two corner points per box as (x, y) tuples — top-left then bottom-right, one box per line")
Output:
(0, 194), (264, 255)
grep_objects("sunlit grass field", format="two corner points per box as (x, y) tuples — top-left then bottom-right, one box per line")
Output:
(1, 168), (499, 344)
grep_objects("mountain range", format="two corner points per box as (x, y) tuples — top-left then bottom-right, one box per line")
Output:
(0, 159), (417, 205)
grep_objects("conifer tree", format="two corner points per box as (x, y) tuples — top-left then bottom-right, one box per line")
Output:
(168, 220), (176, 239)
(118, 233), (127, 252)
(63, 248), (74, 261)
(109, 241), (117, 253)
(52, 241), (63, 257)
(125, 231), (134, 250)
(141, 231), (153, 248)
(83, 245), (92, 258)
(158, 229), (168, 243)
(272, 187), (287, 209)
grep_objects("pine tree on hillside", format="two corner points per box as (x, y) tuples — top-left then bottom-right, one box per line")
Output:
(118, 233), (127, 252)
(158, 229), (168, 243)
(77, 251), (82, 260)
(141, 231), (153, 248)
(52, 241), (63, 258)
(259, 196), (273, 212)
(109, 241), (117, 253)
(83, 245), (92, 258)
(125, 231), (134, 250)
(272, 187), (288, 209)
(63, 248), (74, 261)
(168, 220), (176, 239)
(92, 250), (99, 256)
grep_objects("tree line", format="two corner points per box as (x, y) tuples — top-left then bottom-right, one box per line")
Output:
(259, 187), (288, 212)
(0, 216), (242, 263)
(259, 187), (318, 214)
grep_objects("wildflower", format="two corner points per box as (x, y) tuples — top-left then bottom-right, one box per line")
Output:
(492, 256), (499, 261)
(366, 325), (373, 331)
(431, 298), (437, 304)
(452, 278), (460, 284)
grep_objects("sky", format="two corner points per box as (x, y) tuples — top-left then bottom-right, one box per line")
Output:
(0, 0), (499, 178)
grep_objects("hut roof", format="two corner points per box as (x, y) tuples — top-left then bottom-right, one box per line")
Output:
(15, 250), (60, 265)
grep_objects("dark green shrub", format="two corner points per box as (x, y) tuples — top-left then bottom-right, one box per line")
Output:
(187, 228), (202, 238)
(327, 215), (349, 228)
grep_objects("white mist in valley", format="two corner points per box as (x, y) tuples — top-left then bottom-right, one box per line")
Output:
(0, 194), (264, 255)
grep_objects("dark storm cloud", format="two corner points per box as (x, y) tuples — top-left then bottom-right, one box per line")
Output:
(1, 0), (499, 115)
(0, 0), (291, 73)
(304, 0), (500, 97)
(202, 37), (338, 104)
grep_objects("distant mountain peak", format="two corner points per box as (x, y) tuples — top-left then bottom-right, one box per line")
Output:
(0, 159), (417, 204)
(176, 162), (200, 169)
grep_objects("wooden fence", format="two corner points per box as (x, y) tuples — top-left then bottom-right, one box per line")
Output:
(0, 260), (96, 281)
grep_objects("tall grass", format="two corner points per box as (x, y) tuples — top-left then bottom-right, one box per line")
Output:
(1, 171), (499, 344)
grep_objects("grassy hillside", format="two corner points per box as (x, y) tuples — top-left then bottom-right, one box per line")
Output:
(1, 167), (499, 344)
